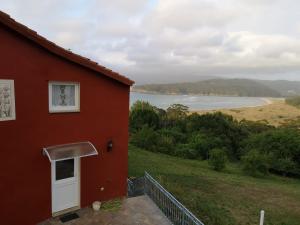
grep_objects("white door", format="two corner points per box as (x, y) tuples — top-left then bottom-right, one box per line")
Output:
(51, 158), (80, 214)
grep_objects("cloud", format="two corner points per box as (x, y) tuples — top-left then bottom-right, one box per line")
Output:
(90, 0), (149, 15)
(144, 0), (237, 32)
(1, 0), (300, 83)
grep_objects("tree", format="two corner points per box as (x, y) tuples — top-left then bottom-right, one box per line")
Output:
(130, 100), (154, 111)
(129, 101), (160, 131)
(167, 104), (189, 120)
(165, 104), (189, 130)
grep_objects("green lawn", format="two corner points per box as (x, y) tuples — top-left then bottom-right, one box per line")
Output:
(128, 145), (300, 225)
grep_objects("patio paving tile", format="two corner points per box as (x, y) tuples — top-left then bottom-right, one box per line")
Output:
(38, 195), (171, 225)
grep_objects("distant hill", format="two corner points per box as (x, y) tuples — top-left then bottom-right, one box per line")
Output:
(133, 79), (282, 97)
(256, 80), (300, 96)
(133, 75), (220, 85)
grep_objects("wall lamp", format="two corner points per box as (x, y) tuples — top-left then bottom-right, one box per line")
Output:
(107, 140), (113, 152)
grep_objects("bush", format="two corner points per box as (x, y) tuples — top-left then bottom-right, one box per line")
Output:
(130, 126), (158, 151)
(209, 148), (227, 171)
(189, 133), (224, 160)
(242, 149), (270, 176)
(156, 133), (175, 154)
(241, 129), (300, 176)
(174, 144), (198, 159)
(272, 158), (297, 176)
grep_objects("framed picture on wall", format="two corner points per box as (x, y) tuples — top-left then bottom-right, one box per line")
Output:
(0, 79), (16, 121)
(49, 81), (80, 113)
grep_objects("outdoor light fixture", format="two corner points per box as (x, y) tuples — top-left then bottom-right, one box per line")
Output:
(107, 140), (113, 152)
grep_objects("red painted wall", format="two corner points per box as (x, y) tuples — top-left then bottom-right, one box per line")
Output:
(0, 24), (130, 225)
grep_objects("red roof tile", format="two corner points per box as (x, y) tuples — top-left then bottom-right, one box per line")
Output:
(0, 11), (134, 86)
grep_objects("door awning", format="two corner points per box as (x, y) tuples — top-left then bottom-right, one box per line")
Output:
(43, 141), (98, 162)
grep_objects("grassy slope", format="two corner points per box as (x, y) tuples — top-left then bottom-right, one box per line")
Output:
(128, 145), (300, 225)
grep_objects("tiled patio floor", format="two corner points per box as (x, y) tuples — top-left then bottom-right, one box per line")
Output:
(39, 195), (171, 225)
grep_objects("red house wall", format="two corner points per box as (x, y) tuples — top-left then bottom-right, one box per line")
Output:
(0, 24), (130, 225)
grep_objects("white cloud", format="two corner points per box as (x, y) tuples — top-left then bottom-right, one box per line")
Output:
(99, 51), (136, 66)
(90, 0), (149, 14)
(1, 0), (300, 83)
(144, 0), (237, 32)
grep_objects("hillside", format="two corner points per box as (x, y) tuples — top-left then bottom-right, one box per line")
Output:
(133, 79), (282, 97)
(257, 80), (300, 96)
(129, 145), (300, 225)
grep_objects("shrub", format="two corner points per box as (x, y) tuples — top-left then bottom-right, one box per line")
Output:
(174, 144), (198, 159)
(241, 129), (300, 176)
(242, 149), (270, 176)
(156, 133), (175, 154)
(189, 133), (224, 160)
(209, 148), (227, 171)
(159, 128), (187, 144)
(130, 126), (158, 151)
(272, 158), (297, 176)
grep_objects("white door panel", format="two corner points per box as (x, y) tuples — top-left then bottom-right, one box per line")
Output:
(51, 158), (80, 214)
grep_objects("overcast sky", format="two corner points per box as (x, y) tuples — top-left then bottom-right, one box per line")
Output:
(1, 0), (300, 84)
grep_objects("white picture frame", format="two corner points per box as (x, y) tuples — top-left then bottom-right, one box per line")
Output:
(0, 79), (16, 121)
(49, 81), (80, 113)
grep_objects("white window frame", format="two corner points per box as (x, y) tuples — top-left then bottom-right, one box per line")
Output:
(49, 81), (80, 113)
(0, 79), (16, 121)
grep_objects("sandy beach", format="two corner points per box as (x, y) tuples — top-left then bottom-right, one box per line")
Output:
(193, 98), (300, 126)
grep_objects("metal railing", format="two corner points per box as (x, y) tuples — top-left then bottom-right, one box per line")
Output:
(128, 177), (145, 197)
(144, 172), (205, 225)
(127, 178), (134, 197)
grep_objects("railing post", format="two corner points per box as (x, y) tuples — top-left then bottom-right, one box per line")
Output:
(144, 172), (146, 195)
(181, 211), (185, 225)
(260, 210), (264, 225)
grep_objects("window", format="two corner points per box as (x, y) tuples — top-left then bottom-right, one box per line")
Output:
(0, 79), (16, 121)
(49, 82), (80, 113)
(55, 159), (75, 180)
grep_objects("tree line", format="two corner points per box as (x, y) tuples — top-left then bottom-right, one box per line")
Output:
(129, 101), (300, 177)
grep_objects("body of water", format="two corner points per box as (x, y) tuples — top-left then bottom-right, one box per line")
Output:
(130, 92), (269, 110)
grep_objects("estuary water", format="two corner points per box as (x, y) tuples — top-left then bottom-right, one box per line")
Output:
(130, 92), (269, 110)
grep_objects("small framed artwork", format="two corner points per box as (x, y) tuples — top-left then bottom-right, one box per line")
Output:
(49, 81), (80, 113)
(0, 79), (16, 121)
